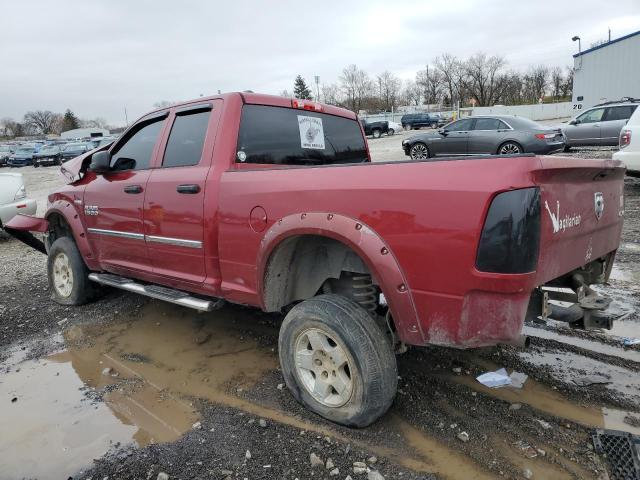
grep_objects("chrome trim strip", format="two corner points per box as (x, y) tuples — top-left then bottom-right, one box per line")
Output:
(87, 228), (144, 240)
(146, 235), (202, 249)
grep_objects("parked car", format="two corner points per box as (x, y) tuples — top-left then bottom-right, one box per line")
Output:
(0, 145), (15, 167)
(562, 100), (639, 150)
(613, 104), (640, 176)
(61, 142), (93, 162)
(33, 145), (63, 167)
(402, 115), (565, 160)
(0, 173), (37, 227)
(387, 121), (402, 135)
(92, 137), (115, 148)
(6, 92), (624, 428)
(7, 145), (37, 167)
(401, 113), (444, 130)
(360, 119), (389, 138)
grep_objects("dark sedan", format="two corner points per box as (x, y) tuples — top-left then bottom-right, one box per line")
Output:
(7, 145), (37, 167)
(402, 115), (565, 160)
(60, 142), (93, 163)
(33, 145), (63, 167)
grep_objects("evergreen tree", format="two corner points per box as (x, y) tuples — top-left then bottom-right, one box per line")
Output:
(293, 75), (312, 100)
(61, 109), (80, 132)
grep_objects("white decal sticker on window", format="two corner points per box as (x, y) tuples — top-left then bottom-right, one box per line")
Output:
(298, 115), (325, 150)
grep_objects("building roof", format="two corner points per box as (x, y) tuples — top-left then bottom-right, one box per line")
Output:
(574, 29), (640, 58)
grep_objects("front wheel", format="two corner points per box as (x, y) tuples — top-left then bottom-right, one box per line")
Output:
(372, 129), (382, 139)
(388, 128), (395, 136)
(498, 141), (523, 155)
(47, 237), (97, 305)
(279, 294), (397, 427)
(409, 142), (429, 160)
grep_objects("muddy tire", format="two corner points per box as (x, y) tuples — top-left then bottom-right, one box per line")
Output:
(47, 237), (96, 305)
(279, 294), (397, 427)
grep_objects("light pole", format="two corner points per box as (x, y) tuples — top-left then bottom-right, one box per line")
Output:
(571, 35), (581, 54)
(314, 76), (320, 102)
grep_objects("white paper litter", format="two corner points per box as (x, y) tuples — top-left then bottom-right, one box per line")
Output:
(476, 368), (512, 388)
(509, 371), (528, 389)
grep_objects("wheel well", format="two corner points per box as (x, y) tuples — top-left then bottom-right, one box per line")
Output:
(263, 234), (373, 313)
(46, 212), (73, 248)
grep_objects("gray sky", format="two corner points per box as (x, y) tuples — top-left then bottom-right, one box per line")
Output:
(1, 0), (638, 125)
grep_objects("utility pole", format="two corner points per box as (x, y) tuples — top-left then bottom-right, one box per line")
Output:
(314, 76), (320, 102)
(124, 107), (129, 127)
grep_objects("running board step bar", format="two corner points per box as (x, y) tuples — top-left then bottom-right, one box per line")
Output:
(88, 273), (224, 312)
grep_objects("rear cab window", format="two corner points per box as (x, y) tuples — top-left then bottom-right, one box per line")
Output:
(236, 105), (368, 166)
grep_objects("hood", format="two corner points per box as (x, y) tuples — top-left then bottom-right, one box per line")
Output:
(59, 145), (104, 184)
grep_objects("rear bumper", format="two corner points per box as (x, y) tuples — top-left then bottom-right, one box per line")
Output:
(613, 149), (640, 173)
(34, 156), (59, 166)
(7, 159), (32, 167)
(0, 199), (37, 226)
(531, 141), (565, 154)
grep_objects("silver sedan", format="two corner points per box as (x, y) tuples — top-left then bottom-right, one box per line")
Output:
(402, 115), (565, 160)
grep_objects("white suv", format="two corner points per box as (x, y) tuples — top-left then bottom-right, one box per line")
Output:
(0, 173), (37, 227)
(613, 106), (640, 176)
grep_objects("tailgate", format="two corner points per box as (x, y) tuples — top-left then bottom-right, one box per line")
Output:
(533, 156), (625, 284)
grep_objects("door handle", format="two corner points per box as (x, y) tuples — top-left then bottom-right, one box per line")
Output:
(177, 184), (201, 194)
(124, 185), (143, 194)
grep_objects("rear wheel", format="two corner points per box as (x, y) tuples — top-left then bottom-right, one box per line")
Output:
(279, 294), (397, 427)
(372, 129), (382, 139)
(404, 124), (411, 131)
(563, 145), (572, 152)
(47, 237), (97, 305)
(388, 128), (395, 136)
(409, 142), (429, 160)
(498, 141), (522, 155)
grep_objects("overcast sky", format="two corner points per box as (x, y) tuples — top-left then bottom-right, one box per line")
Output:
(1, 0), (638, 125)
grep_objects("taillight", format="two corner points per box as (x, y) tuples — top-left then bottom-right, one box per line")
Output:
(534, 133), (556, 140)
(291, 98), (323, 112)
(620, 129), (632, 149)
(476, 188), (541, 274)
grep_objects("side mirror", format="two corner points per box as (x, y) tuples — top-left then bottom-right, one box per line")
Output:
(569, 119), (578, 126)
(89, 150), (110, 173)
(438, 128), (448, 136)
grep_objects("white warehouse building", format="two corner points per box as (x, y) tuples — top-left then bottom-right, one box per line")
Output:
(572, 30), (640, 110)
(60, 127), (110, 140)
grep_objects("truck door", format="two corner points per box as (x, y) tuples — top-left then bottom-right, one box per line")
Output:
(430, 118), (473, 156)
(83, 113), (167, 274)
(143, 102), (220, 284)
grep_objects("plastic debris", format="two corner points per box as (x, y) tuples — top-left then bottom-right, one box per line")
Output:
(476, 368), (511, 388)
(622, 337), (640, 346)
(509, 371), (528, 389)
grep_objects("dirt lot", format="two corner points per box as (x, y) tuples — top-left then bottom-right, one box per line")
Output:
(1, 142), (639, 480)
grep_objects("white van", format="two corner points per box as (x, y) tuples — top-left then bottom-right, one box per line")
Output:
(613, 106), (640, 176)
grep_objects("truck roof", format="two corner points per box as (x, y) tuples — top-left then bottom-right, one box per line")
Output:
(141, 92), (357, 123)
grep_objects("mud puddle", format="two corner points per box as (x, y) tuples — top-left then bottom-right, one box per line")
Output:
(453, 352), (640, 436)
(0, 302), (277, 479)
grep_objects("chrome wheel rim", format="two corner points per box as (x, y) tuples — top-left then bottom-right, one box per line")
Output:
(53, 252), (73, 297)
(499, 143), (521, 154)
(410, 143), (428, 159)
(294, 328), (354, 408)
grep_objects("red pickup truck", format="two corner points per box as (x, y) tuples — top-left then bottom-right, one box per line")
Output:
(6, 93), (625, 427)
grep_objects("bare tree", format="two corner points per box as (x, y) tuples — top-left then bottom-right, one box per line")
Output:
(561, 66), (574, 98)
(416, 65), (443, 106)
(376, 71), (401, 111)
(460, 53), (508, 106)
(500, 72), (525, 105)
(81, 117), (109, 129)
(23, 110), (60, 134)
(153, 100), (176, 108)
(339, 64), (371, 113)
(550, 67), (563, 101)
(523, 65), (549, 103)
(321, 83), (341, 106)
(401, 80), (422, 106)
(434, 54), (465, 106)
(279, 89), (291, 98)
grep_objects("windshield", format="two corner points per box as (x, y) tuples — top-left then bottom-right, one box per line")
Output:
(0, 146), (11, 152)
(40, 146), (59, 153)
(17, 147), (34, 153)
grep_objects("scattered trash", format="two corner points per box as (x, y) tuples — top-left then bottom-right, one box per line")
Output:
(535, 419), (552, 430)
(192, 421), (202, 430)
(509, 371), (528, 389)
(572, 375), (611, 386)
(513, 440), (538, 458)
(457, 431), (470, 442)
(245, 450), (251, 460)
(476, 368), (511, 388)
(622, 337), (640, 346)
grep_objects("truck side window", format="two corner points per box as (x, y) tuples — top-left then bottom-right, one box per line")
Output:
(111, 118), (165, 171)
(162, 110), (211, 168)
(237, 105), (368, 165)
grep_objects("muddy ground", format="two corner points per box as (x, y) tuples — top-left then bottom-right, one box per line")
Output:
(1, 147), (639, 480)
